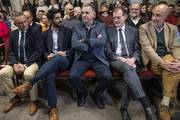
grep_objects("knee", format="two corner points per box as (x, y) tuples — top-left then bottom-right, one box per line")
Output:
(23, 72), (34, 81)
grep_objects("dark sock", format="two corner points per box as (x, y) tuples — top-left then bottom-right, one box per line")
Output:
(139, 97), (151, 108)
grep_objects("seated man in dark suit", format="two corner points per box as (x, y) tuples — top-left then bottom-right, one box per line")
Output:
(106, 7), (157, 120)
(68, 3), (112, 109)
(0, 12), (43, 115)
(13, 8), (72, 120)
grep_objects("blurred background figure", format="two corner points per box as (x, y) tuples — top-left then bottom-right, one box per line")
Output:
(39, 14), (49, 32)
(127, 2), (146, 28)
(74, 6), (81, 20)
(98, 2), (113, 26)
(63, 3), (74, 20)
(22, 0), (36, 21)
(48, 0), (59, 10)
(36, 0), (48, 16)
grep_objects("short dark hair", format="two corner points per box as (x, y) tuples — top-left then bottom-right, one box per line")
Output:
(113, 7), (128, 15)
(47, 8), (61, 20)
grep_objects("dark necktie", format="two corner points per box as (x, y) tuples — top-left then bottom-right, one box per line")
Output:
(20, 31), (25, 63)
(119, 28), (128, 56)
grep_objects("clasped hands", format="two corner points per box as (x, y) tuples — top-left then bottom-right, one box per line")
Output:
(116, 57), (136, 68)
(160, 59), (180, 73)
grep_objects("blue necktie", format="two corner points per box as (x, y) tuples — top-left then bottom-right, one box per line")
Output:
(119, 28), (128, 57)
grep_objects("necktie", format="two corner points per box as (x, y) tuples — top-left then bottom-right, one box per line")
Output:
(20, 31), (25, 63)
(119, 28), (128, 57)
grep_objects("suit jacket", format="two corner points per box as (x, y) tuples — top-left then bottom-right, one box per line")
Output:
(106, 24), (140, 63)
(71, 21), (109, 66)
(42, 25), (73, 62)
(8, 25), (44, 66)
(139, 21), (180, 66)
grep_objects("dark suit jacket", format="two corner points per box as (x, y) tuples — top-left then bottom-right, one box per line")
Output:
(106, 24), (140, 63)
(126, 16), (146, 28)
(71, 21), (109, 66)
(42, 25), (74, 63)
(9, 25), (44, 66)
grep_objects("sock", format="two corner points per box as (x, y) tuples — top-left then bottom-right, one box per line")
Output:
(161, 96), (170, 106)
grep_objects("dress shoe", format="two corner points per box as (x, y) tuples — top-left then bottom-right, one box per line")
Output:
(13, 82), (32, 95)
(144, 107), (157, 120)
(77, 94), (87, 107)
(159, 104), (170, 120)
(90, 92), (105, 109)
(3, 96), (20, 113)
(49, 107), (59, 120)
(120, 108), (131, 120)
(29, 101), (38, 116)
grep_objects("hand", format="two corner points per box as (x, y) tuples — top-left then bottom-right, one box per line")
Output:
(166, 61), (180, 73)
(160, 60), (177, 73)
(116, 57), (127, 62)
(126, 58), (136, 68)
(57, 51), (66, 56)
(47, 53), (55, 60)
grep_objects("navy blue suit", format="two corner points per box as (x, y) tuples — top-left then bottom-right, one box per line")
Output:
(29, 25), (73, 107)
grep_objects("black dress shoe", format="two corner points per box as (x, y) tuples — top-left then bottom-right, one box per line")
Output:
(77, 94), (86, 107)
(90, 92), (105, 109)
(144, 107), (157, 120)
(120, 108), (131, 120)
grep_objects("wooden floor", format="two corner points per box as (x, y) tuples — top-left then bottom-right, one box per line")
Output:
(0, 90), (146, 120)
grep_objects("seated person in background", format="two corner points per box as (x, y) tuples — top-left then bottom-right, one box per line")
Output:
(127, 2), (146, 28)
(13, 8), (73, 120)
(139, 4), (180, 120)
(0, 12), (43, 115)
(106, 7), (157, 120)
(98, 2), (113, 26)
(68, 3), (112, 109)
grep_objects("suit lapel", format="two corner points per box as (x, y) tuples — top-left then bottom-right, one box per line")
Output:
(58, 28), (64, 51)
(149, 22), (157, 49)
(111, 27), (118, 52)
(163, 24), (170, 49)
(49, 30), (53, 52)
(125, 26), (130, 52)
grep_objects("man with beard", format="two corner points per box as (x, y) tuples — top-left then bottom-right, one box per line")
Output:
(13, 8), (73, 120)
(127, 2), (146, 28)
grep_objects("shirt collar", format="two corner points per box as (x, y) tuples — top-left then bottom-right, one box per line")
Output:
(116, 24), (126, 31)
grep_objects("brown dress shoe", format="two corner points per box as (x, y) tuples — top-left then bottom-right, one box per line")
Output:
(49, 108), (59, 120)
(13, 82), (32, 95)
(159, 104), (170, 120)
(29, 101), (38, 116)
(3, 97), (20, 113)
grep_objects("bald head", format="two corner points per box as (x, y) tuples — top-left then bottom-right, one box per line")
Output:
(153, 4), (169, 17)
(152, 4), (169, 28)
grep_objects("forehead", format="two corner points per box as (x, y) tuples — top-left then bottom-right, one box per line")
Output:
(54, 12), (61, 17)
(82, 6), (93, 12)
(15, 15), (27, 22)
(131, 3), (140, 8)
(113, 9), (123, 16)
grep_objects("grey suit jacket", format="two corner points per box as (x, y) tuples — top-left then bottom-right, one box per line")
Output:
(106, 25), (140, 63)
(71, 21), (109, 66)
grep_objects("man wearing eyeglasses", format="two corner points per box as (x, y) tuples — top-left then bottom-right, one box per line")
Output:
(106, 7), (157, 120)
